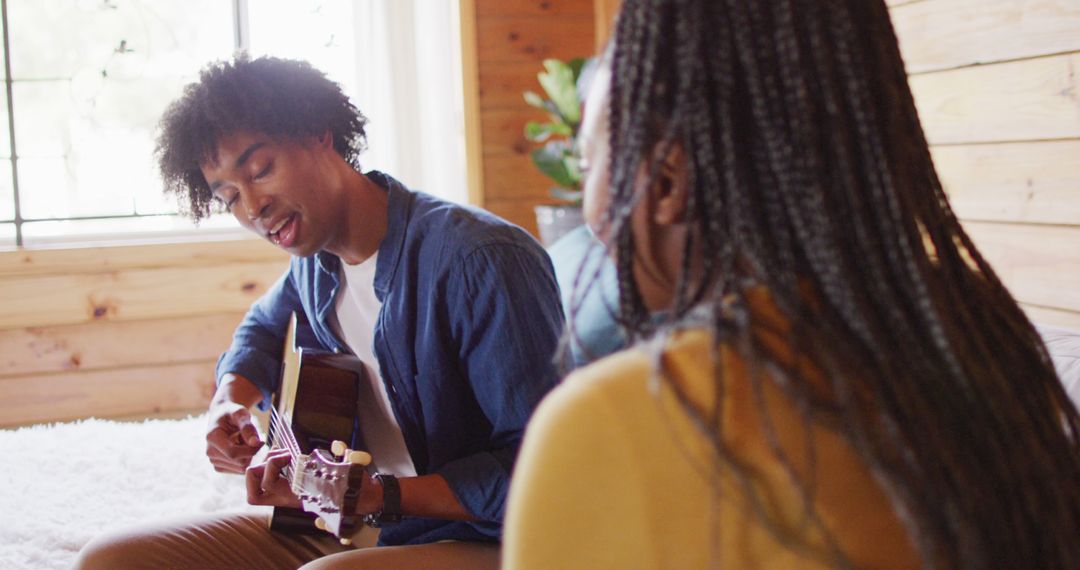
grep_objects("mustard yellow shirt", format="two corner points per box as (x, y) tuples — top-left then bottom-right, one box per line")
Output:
(504, 327), (918, 569)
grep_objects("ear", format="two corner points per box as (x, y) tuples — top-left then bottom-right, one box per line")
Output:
(316, 129), (333, 148)
(649, 143), (688, 226)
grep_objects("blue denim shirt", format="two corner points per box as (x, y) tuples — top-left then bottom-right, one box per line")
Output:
(216, 171), (564, 545)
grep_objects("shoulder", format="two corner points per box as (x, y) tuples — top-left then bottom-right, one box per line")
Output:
(406, 190), (545, 261)
(529, 347), (654, 440)
(529, 329), (720, 443)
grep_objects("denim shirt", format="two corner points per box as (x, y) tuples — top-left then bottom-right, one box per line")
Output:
(216, 171), (564, 545)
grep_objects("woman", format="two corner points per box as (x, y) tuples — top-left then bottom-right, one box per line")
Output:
(504, 0), (1080, 568)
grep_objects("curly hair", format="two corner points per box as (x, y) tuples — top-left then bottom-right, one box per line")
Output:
(578, 0), (1080, 567)
(155, 54), (368, 221)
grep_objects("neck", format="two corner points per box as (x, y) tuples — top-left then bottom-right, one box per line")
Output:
(326, 169), (389, 265)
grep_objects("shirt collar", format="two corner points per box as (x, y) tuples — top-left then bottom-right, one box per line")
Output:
(368, 170), (411, 301)
(313, 170), (412, 301)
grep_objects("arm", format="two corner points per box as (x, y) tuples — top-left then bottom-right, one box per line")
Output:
(215, 264), (304, 408)
(205, 373), (264, 473)
(436, 241), (565, 523)
(206, 264), (303, 473)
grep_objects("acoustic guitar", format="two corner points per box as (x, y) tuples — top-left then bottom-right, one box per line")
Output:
(265, 312), (371, 543)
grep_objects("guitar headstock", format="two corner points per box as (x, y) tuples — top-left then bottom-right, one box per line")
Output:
(290, 443), (372, 540)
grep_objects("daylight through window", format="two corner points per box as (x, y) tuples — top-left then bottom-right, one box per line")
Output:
(0, 0), (381, 248)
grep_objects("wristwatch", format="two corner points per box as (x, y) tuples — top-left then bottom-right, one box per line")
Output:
(363, 473), (402, 527)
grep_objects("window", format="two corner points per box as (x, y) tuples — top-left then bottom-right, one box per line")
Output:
(0, 0), (466, 248)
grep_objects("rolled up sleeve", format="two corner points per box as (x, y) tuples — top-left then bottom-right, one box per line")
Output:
(215, 265), (302, 409)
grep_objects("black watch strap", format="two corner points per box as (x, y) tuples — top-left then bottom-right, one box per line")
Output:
(364, 473), (402, 527)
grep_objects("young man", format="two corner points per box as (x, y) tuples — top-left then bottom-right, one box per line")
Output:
(75, 55), (564, 569)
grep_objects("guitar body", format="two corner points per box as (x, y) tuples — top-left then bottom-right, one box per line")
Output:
(268, 313), (368, 537)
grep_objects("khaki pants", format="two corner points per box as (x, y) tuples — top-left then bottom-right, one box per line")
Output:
(72, 512), (500, 570)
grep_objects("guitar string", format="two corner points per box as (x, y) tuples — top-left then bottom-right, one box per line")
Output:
(269, 410), (301, 467)
(268, 407), (303, 478)
(268, 407), (302, 454)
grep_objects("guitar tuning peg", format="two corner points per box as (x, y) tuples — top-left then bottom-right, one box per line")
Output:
(314, 517), (328, 531)
(347, 450), (372, 466)
(331, 440), (348, 457)
(340, 537), (353, 546)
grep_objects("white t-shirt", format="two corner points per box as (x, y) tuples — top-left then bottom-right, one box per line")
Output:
(330, 254), (417, 477)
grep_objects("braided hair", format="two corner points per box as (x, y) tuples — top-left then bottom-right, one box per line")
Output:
(587, 0), (1080, 567)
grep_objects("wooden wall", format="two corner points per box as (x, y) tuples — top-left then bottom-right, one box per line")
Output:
(466, 0), (596, 235)
(890, 0), (1080, 328)
(0, 239), (288, 427)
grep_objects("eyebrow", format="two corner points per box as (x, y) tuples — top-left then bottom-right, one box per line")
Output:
(208, 142), (267, 191)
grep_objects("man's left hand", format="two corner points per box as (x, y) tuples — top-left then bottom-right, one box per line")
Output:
(245, 448), (301, 508)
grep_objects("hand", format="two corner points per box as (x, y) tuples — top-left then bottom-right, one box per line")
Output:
(205, 397), (263, 473)
(246, 448), (301, 508)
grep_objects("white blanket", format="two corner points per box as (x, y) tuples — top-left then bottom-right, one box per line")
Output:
(0, 415), (265, 570)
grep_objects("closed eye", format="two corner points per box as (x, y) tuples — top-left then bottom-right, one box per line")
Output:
(214, 193), (238, 209)
(254, 162), (273, 180)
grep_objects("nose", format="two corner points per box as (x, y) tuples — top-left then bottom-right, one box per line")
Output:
(239, 185), (272, 223)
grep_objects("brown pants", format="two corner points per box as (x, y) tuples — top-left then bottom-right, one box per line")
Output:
(72, 512), (500, 570)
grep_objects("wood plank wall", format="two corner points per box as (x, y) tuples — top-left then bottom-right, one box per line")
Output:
(891, 0), (1080, 328)
(470, 0), (596, 235)
(0, 238), (289, 427)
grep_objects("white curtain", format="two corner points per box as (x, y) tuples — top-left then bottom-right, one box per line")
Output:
(246, 0), (468, 204)
(350, 0), (468, 204)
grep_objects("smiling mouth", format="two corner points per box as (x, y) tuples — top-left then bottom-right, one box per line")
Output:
(268, 213), (298, 247)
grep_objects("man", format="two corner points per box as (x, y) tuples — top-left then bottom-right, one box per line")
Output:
(75, 55), (563, 569)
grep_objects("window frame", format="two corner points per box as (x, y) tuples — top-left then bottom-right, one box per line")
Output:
(0, 0), (252, 250)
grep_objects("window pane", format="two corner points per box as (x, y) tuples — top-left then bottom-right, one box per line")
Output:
(14, 79), (186, 219)
(9, 0), (234, 80)
(12, 81), (70, 158)
(21, 212), (240, 247)
(0, 87), (9, 159)
(7, 0), (234, 236)
(0, 222), (14, 248)
(247, 1), (359, 97)
(0, 0), (8, 167)
(17, 157), (75, 219)
(0, 161), (14, 221)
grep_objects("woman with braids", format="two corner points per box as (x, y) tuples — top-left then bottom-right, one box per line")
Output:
(504, 0), (1080, 568)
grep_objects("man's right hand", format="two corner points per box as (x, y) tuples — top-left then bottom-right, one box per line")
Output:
(205, 373), (265, 473)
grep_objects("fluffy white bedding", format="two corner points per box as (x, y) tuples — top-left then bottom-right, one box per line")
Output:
(1038, 325), (1080, 407)
(0, 415), (265, 570)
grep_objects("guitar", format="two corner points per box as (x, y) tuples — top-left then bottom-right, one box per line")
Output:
(265, 312), (371, 542)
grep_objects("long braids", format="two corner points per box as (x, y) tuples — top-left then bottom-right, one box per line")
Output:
(591, 0), (1080, 567)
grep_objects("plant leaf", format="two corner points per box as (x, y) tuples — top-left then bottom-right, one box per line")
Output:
(524, 121), (552, 142)
(562, 153), (582, 182)
(548, 122), (573, 137)
(538, 59), (581, 126)
(523, 90), (546, 110)
(531, 146), (578, 189)
(568, 58), (587, 82)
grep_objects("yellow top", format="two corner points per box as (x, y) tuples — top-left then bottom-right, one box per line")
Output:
(504, 317), (919, 569)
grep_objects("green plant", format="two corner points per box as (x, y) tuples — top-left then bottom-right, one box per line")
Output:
(523, 57), (588, 206)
